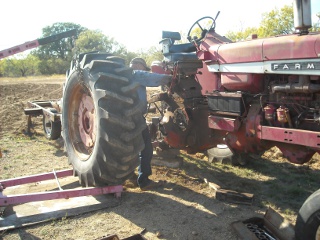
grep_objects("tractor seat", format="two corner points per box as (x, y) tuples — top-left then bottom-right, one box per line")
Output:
(160, 31), (198, 62)
(160, 31), (197, 53)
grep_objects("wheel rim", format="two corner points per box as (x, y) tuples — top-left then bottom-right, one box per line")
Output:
(316, 225), (320, 240)
(44, 116), (52, 135)
(78, 94), (96, 149)
(68, 84), (96, 160)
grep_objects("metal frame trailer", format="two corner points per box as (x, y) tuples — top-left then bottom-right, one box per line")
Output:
(24, 100), (62, 139)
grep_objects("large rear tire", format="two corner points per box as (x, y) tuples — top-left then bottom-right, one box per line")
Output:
(62, 53), (145, 187)
(295, 189), (320, 240)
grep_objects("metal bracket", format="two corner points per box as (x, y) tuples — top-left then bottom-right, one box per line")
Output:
(0, 169), (123, 209)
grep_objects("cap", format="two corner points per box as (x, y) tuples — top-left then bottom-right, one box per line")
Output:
(130, 57), (150, 71)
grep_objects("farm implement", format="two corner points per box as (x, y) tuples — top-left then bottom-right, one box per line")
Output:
(24, 100), (62, 140)
(0, 169), (123, 231)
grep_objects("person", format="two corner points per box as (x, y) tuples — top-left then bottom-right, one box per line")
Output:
(130, 57), (171, 191)
(129, 57), (151, 71)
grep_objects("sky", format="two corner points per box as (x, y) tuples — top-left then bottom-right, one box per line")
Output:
(1, 0), (320, 53)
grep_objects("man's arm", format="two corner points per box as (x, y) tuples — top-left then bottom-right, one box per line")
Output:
(132, 70), (172, 87)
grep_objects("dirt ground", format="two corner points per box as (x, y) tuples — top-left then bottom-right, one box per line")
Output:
(0, 76), (319, 240)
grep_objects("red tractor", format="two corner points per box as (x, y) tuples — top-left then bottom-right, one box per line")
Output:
(148, 1), (319, 239)
(61, 0), (319, 239)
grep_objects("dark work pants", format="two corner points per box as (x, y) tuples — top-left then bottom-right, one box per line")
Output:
(137, 127), (153, 187)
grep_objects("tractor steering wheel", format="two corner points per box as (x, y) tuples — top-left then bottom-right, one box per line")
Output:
(187, 16), (216, 42)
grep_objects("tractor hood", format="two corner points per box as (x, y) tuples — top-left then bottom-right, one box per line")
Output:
(202, 33), (320, 64)
(209, 35), (320, 64)
(197, 31), (320, 77)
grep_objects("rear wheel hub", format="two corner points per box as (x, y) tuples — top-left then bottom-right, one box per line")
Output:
(78, 94), (96, 148)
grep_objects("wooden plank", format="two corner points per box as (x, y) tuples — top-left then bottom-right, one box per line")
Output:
(216, 189), (254, 205)
(203, 178), (254, 205)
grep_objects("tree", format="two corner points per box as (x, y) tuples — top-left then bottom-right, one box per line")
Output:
(37, 58), (69, 75)
(30, 22), (86, 75)
(0, 60), (4, 77)
(189, 18), (215, 41)
(311, 12), (320, 31)
(75, 29), (127, 56)
(258, 4), (294, 37)
(226, 27), (259, 42)
(226, 4), (294, 41)
(32, 22), (86, 60)
(144, 46), (164, 66)
(127, 45), (164, 67)
(1, 54), (40, 77)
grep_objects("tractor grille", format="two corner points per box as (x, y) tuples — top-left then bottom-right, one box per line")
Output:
(207, 92), (244, 116)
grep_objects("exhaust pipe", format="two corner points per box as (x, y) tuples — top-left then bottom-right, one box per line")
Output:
(293, 0), (312, 34)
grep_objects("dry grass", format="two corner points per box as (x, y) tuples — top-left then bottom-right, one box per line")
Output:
(0, 74), (65, 82)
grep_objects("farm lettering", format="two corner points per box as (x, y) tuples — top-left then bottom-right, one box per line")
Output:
(272, 62), (320, 71)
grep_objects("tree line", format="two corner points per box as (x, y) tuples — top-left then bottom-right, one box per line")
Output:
(0, 21), (163, 78)
(226, 5), (319, 41)
(0, 4), (319, 78)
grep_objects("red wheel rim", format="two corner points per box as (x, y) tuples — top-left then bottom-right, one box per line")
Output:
(78, 94), (96, 148)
